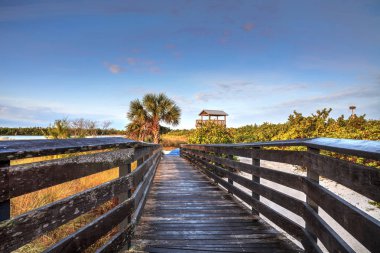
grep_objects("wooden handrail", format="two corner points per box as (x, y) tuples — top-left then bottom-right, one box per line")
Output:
(0, 138), (161, 253)
(184, 137), (380, 159)
(181, 138), (380, 253)
(0, 137), (150, 161)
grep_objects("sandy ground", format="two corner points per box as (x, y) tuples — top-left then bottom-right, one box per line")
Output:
(236, 157), (379, 253)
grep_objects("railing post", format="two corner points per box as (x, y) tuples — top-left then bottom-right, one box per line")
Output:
(0, 160), (10, 222)
(118, 160), (132, 249)
(252, 147), (260, 215)
(144, 151), (150, 162)
(227, 154), (234, 194)
(137, 156), (144, 166)
(306, 147), (320, 242)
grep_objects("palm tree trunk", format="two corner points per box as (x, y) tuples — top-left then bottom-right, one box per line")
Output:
(153, 132), (159, 144)
(152, 120), (160, 144)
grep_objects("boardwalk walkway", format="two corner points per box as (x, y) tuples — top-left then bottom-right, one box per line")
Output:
(131, 155), (301, 253)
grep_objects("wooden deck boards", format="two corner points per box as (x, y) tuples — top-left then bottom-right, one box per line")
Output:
(130, 156), (301, 253)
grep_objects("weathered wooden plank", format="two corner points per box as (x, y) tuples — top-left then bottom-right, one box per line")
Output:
(0, 160), (10, 222)
(188, 154), (304, 230)
(144, 246), (290, 253)
(304, 178), (380, 252)
(45, 198), (135, 253)
(4, 148), (133, 201)
(133, 239), (299, 253)
(136, 222), (272, 229)
(182, 137), (380, 160)
(95, 224), (134, 253)
(0, 172), (133, 252)
(184, 153), (319, 253)
(95, 152), (161, 253)
(133, 155), (159, 210)
(0, 146), (160, 252)
(140, 216), (261, 223)
(133, 155), (302, 253)
(0, 137), (160, 162)
(184, 146), (380, 202)
(304, 138), (380, 160)
(197, 157), (305, 217)
(136, 233), (279, 240)
(182, 149), (304, 191)
(302, 204), (353, 253)
(186, 147), (380, 252)
(132, 154), (160, 223)
(183, 146), (305, 165)
(304, 152), (380, 202)
(131, 149), (161, 187)
(185, 152), (358, 253)
(0, 146), (159, 203)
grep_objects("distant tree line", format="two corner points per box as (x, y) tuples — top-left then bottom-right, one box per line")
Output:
(0, 118), (125, 137)
(0, 127), (46, 136)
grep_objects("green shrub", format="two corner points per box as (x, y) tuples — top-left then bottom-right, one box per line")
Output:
(188, 122), (233, 144)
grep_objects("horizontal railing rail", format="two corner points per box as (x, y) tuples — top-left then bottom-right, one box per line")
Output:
(0, 137), (161, 253)
(196, 119), (226, 127)
(181, 137), (380, 253)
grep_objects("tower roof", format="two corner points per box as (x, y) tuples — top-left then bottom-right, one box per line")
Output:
(199, 110), (228, 116)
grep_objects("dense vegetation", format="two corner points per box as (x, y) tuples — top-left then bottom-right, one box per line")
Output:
(180, 108), (380, 144)
(0, 127), (48, 136)
(160, 108), (380, 155)
(188, 121), (233, 144)
(230, 108), (380, 143)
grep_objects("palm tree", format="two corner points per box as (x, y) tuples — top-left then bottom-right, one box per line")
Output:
(126, 118), (152, 141)
(126, 93), (181, 143)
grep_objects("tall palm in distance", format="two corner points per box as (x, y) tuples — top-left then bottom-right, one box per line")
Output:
(126, 93), (181, 143)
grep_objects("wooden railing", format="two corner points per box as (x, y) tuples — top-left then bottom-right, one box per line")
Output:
(0, 137), (161, 253)
(196, 119), (226, 127)
(181, 138), (380, 253)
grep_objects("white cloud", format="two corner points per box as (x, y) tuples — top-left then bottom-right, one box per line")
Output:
(105, 57), (161, 74)
(242, 22), (255, 32)
(194, 81), (308, 102)
(105, 63), (124, 74)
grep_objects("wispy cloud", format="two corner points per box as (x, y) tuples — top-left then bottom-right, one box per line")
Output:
(104, 57), (161, 74)
(125, 57), (161, 73)
(0, 104), (56, 125)
(0, 96), (122, 127)
(105, 63), (124, 74)
(242, 22), (255, 32)
(267, 85), (380, 109)
(194, 81), (308, 102)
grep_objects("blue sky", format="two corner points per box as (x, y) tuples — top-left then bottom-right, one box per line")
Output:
(1, 0), (379, 129)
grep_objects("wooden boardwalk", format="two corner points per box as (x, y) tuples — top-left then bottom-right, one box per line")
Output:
(131, 156), (301, 253)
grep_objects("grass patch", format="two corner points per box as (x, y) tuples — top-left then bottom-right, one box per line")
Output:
(10, 153), (122, 252)
(161, 134), (188, 147)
